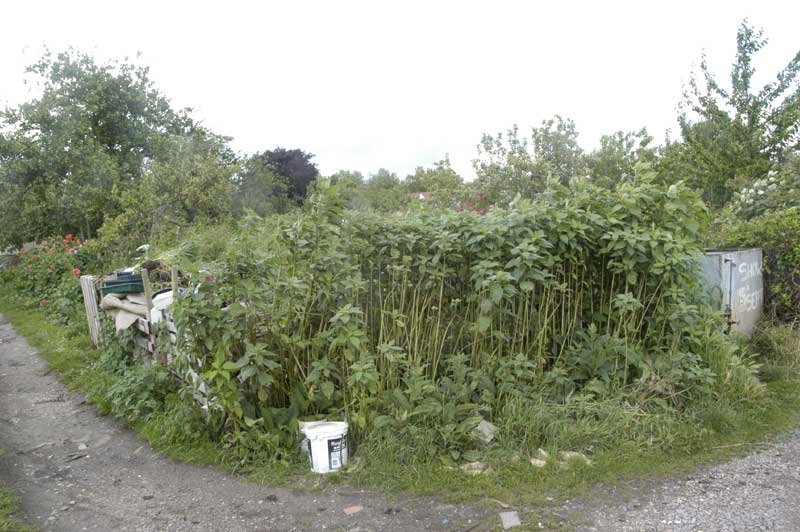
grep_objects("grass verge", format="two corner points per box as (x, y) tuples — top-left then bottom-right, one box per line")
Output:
(0, 451), (36, 532)
(1, 291), (800, 520)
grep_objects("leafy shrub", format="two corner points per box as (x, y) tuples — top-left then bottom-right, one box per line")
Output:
(1, 178), (761, 467)
(0, 234), (93, 335)
(730, 156), (800, 220)
(165, 177), (754, 460)
(717, 207), (800, 321)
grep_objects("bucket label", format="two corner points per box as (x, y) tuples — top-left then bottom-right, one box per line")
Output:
(328, 435), (347, 471)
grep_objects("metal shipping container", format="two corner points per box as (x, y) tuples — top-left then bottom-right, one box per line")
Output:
(699, 248), (764, 335)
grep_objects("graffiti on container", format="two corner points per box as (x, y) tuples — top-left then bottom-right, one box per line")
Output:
(733, 258), (763, 313)
(737, 260), (762, 282)
(737, 286), (763, 312)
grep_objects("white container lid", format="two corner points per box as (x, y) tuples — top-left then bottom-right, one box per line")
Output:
(301, 421), (348, 440)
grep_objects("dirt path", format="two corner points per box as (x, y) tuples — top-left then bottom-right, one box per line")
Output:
(0, 315), (488, 532)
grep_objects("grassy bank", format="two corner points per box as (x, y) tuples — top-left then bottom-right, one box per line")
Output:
(2, 290), (800, 511)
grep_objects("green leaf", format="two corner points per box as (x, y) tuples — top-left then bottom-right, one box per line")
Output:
(321, 381), (335, 399)
(239, 365), (258, 382)
(490, 286), (504, 304)
(349, 335), (361, 350)
(244, 416), (261, 428)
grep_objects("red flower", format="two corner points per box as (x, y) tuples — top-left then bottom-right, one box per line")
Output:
(203, 275), (217, 283)
(72, 268), (81, 277)
(30, 255), (37, 261)
(65, 234), (73, 242)
(40, 298), (46, 306)
(63, 239), (69, 245)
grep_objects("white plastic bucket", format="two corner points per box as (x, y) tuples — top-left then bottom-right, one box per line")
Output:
(300, 421), (348, 474)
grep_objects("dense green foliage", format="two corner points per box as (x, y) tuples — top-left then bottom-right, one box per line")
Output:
(153, 177), (764, 465)
(0, 20), (798, 503)
(0, 50), (195, 243)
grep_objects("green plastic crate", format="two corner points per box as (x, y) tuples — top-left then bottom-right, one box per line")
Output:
(100, 282), (144, 295)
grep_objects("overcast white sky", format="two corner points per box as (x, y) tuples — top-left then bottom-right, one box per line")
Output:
(1, 0), (798, 178)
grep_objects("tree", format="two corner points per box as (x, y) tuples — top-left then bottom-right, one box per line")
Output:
(0, 50), (194, 245)
(234, 155), (289, 216)
(361, 168), (407, 212)
(253, 148), (319, 205)
(531, 115), (586, 185)
(94, 128), (238, 259)
(404, 156), (464, 208)
(473, 125), (539, 206)
(662, 20), (800, 207)
(329, 170), (364, 187)
(327, 170), (365, 208)
(405, 156), (462, 193)
(473, 116), (586, 205)
(587, 128), (655, 188)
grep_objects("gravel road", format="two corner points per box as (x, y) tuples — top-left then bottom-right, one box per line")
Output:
(2, 313), (799, 532)
(573, 430), (800, 532)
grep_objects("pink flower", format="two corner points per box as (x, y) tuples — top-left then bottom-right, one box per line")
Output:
(72, 268), (81, 277)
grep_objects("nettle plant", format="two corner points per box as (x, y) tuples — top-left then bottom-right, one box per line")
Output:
(169, 177), (734, 460)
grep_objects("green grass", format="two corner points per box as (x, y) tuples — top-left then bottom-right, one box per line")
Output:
(0, 451), (36, 532)
(348, 381), (800, 504)
(2, 290), (800, 531)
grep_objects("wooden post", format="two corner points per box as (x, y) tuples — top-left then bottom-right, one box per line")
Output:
(167, 267), (179, 365)
(141, 268), (154, 316)
(140, 268), (157, 365)
(170, 267), (178, 294)
(79, 275), (101, 346)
